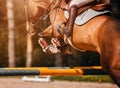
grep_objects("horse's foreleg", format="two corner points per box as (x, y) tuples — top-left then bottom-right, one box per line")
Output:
(38, 38), (49, 52)
(38, 25), (53, 38)
(38, 38), (61, 54)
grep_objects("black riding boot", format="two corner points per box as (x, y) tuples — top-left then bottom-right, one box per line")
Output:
(63, 5), (78, 37)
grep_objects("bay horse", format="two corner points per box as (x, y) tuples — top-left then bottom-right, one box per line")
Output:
(25, 0), (120, 87)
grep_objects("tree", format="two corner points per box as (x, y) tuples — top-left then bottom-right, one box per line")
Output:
(6, 0), (15, 67)
(26, 34), (33, 67)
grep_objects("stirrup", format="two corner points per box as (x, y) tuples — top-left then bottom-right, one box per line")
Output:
(57, 25), (71, 37)
(56, 22), (66, 35)
(63, 27), (72, 38)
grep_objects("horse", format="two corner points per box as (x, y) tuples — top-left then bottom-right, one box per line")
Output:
(25, 0), (120, 87)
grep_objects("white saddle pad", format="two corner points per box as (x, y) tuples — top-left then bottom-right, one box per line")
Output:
(64, 8), (111, 25)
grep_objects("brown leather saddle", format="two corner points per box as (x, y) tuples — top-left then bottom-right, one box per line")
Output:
(77, 2), (111, 16)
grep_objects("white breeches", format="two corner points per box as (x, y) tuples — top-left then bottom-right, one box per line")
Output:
(68, 0), (95, 9)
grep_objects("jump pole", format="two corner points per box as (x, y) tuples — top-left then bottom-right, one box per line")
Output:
(0, 66), (105, 76)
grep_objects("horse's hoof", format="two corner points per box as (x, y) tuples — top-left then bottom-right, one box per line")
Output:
(63, 46), (72, 55)
(38, 33), (43, 38)
(64, 49), (72, 55)
(46, 44), (60, 54)
(60, 45), (72, 55)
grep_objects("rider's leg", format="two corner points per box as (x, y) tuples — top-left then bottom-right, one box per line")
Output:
(64, 0), (96, 37)
(69, 0), (95, 8)
(63, 5), (78, 37)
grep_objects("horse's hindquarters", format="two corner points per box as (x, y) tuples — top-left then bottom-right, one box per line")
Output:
(99, 17), (120, 87)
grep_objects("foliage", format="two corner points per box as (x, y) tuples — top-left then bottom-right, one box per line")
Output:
(111, 0), (120, 18)
(0, 0), (8, 67)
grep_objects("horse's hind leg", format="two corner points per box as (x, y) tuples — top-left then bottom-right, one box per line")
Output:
(107, 66), (120, 87)
(100, 51), (120, 87)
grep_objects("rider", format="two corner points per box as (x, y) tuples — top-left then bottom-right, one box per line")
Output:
(56, 0), (110, 37)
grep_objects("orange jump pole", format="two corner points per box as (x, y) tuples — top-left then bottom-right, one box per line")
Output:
(0, 66), (105, 76)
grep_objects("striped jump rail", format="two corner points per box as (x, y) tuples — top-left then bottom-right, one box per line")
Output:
(0, 66), (105, 76)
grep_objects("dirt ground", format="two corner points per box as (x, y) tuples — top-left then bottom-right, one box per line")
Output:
(0, 78), (118, 88)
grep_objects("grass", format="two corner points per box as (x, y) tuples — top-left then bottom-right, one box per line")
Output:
(51, 75), (114, 83)
(0, 75), (115, 84)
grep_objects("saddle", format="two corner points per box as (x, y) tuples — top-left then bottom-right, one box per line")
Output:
(64, 3), (111, 26)
(77, 3), (111, 16)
